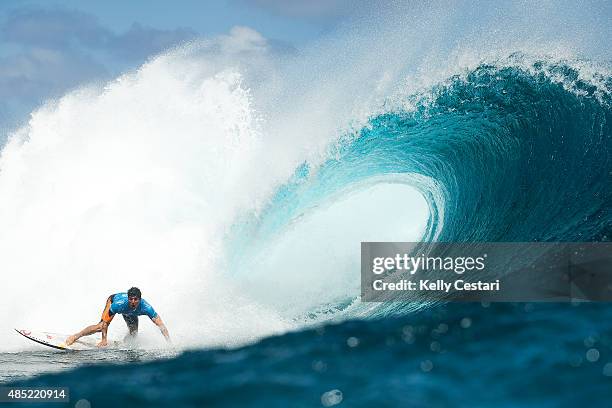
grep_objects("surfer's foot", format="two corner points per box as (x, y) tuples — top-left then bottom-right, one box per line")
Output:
(65, 335), (77, 345)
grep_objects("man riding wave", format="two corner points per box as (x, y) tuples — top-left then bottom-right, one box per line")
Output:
(65, 287), (171, 347)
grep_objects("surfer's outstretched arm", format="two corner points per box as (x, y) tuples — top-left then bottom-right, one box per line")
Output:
(152, 316), (171, 344)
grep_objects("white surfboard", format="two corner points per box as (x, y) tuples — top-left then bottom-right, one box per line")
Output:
(15, 328), (120, 350)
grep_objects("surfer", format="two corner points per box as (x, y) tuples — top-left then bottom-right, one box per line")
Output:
(65, 287), (171, 347)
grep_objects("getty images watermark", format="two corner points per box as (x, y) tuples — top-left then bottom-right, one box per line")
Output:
(361, 242), (612, 302)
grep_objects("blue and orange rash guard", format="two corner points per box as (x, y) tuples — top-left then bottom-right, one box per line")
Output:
(100, 293), (158, 323)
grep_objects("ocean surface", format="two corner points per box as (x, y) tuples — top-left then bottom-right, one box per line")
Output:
(1, 2), (611, 407)
(2, 56), (611, 407)
(4, 303), (612, 407)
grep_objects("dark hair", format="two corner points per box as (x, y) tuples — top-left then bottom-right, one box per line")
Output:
(127, 287), (141, 299)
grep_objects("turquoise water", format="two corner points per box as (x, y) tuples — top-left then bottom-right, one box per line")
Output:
(4, 56), (612, 407)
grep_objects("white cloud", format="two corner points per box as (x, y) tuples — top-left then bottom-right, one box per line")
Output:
(0, 7), (199, 132)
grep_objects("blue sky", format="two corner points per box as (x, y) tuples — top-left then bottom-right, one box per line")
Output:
(3, 0), (609, 136)
(0, 0), (357, 132)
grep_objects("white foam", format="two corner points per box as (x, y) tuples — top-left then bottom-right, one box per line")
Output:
(1, 1), (609, 352)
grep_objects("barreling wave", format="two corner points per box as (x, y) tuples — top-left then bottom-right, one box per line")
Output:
(227, 55), (612, 319)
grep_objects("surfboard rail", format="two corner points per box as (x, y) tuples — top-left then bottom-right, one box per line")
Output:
(14, 328), (120, 350)
(15, 328), (70, 350)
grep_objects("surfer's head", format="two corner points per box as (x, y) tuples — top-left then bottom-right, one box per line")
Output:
(127, 287), (141, 309)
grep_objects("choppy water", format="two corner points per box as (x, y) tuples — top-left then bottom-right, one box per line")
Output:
(0, 348), (177, 383)
(5, 302), (612, 407)
(1, 2), (611, 406)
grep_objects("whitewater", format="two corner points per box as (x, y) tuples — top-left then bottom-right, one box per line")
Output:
(0, 0), (611, 360)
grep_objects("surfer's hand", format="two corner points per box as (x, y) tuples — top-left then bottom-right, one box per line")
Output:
(97, 339), (108, 348)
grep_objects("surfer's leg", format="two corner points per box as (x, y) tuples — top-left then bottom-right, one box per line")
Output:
(66, 295), (115, 345)
(66, 322), (104, 345)
(122, 314), (139, 336)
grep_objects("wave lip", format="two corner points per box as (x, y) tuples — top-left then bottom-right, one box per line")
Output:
(227, 56), (612, 319)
